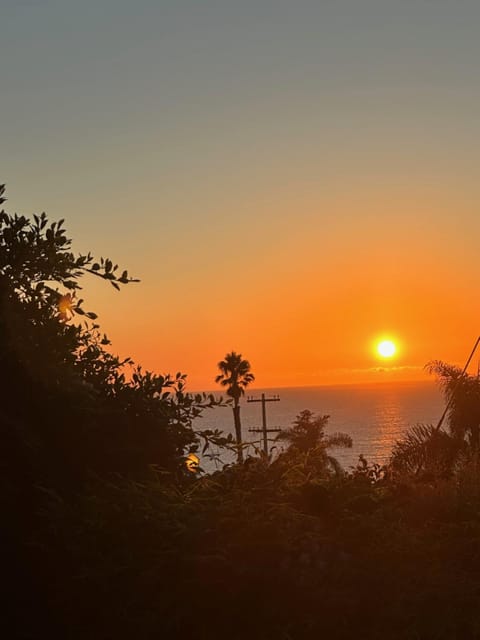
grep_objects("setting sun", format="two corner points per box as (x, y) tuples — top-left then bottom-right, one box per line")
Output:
(377, 340), (396, 358)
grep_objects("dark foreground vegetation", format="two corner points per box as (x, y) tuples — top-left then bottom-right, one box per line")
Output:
(3, 185), (480, 639)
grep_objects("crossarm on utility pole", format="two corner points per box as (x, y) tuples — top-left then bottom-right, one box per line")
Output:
(247, 393), (281, 454)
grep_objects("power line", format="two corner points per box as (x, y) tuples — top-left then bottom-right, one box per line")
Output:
(434, 335), (480, 432)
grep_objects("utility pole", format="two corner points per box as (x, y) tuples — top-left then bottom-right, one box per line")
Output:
(247, 393), (281, 455)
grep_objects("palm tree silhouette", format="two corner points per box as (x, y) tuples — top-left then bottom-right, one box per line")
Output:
(428, 360), (480, 449)
(215, 351), (255, 463)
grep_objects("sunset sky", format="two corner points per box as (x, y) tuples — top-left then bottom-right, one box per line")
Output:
(3, 0), (480, 390)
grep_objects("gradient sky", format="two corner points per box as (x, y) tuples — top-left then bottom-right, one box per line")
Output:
(2, 0), (480, 389)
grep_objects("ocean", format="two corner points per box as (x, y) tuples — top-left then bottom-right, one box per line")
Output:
(193, 380), (444, 471)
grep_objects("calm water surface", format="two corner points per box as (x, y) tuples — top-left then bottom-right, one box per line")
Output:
(194, 381), (443, 471)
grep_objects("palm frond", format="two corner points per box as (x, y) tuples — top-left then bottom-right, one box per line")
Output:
(326, 454), (344, 477)
(325, 433), (353, 449)
(390, 422), (458, 476)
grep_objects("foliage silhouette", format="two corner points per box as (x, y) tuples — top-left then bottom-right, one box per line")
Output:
(215, 351), (254, 462)
(276, 409), (352, 476)
(390, 423), (458, 478)
(0, 184), (224, 482)
(390, 361), (480, 478)
(427, 359), (480, 448)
